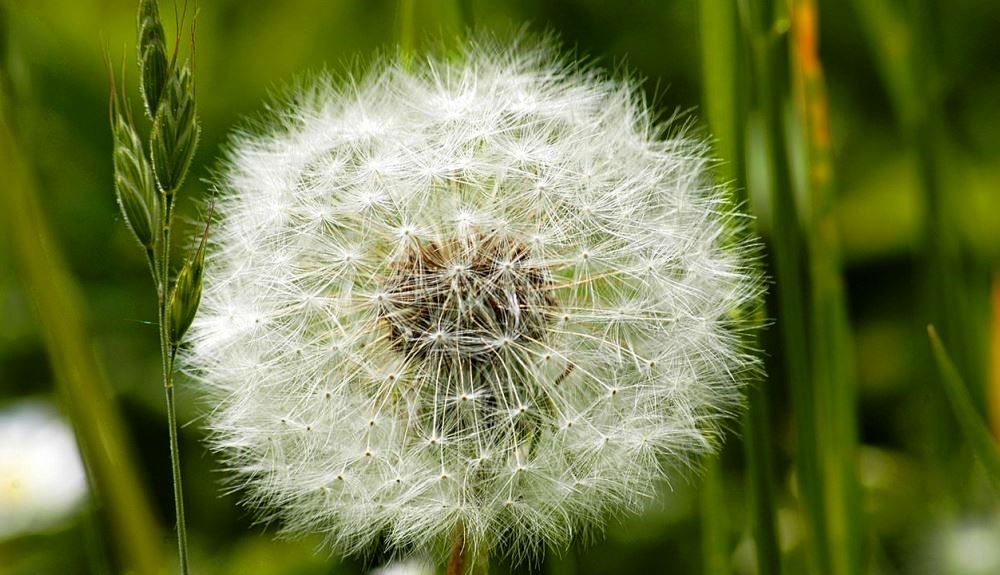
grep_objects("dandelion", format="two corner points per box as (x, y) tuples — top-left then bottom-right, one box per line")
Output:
(184, 36), (761, 566)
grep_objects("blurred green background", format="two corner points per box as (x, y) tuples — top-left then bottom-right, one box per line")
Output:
(1, 0), (999, 574)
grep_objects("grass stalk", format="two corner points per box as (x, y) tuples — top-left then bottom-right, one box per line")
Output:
(397, 0), (464, 58)
(743, 383), (783, 575)
(125, 3), (203, 570)
(700, 0), (781, 573)
(789, 1), (863, 573)
(928, 325), (1000, 489)
(739, 0), (838, 573)
(397, 0), (416, 57)
(991, 274), (1000, 441)
(699, 456), (730, 575)
(0, 86), (165, 575)
(852, 0), (989, 511)
(158, 191), (190, 575)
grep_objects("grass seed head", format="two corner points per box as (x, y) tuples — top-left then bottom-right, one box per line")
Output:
(111, 109), (158, 249)
(151, 61), (199, 196)
(170, 216), (210, 348)
(137, 0), (169, 119)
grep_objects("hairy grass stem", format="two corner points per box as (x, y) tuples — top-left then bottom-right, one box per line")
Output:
(109, 1), (203, 572)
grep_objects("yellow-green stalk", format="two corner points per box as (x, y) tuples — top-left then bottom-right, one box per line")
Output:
(790, 1), (863, 573)
(1, 84), (165, 575)
(739, 0), (838, 572)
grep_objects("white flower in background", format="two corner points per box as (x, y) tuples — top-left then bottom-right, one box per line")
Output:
(0, 400), (88, 539)
(185, 36), (761, 560)
(928, 518), (1000, 575)
(370, 557), (436, 575)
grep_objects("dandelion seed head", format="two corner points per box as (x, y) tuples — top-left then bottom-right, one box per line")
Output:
(184, 35), (762, 561)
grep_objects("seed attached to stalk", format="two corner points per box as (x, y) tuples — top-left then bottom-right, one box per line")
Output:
(111, 106), (159, 250)
(170, 218), (209, 349)
(137, 0), (169, 118)
(151, 62), (199, 196)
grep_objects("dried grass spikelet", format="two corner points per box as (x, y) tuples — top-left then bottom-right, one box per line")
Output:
(183, 34), (763, 563)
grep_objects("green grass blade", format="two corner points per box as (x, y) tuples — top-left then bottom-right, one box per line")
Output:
(700, 456), (731, 575)
(700, 0), (781, 572)
(397, 0), (464, 59)
(397, 0), (416, 57)
(741, 0), (834, 572)
(743, 383), (783, 575)
(927, 325), (1000, 489)
(790, 2), (863, 573)
(992, 278), (1000, 438)
(700, 0), (741, 186)
(853, 0), (990, 511)
(0, 86), (166, 574)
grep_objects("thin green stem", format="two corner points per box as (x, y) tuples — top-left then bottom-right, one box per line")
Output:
(992, 277), (1000, 441)
(396, 0), (464, 60)
(163, 376), (189, 573)
(154, 194), (190, 574)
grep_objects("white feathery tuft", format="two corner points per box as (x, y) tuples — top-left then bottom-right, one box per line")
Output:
(183, 35), (763, 562)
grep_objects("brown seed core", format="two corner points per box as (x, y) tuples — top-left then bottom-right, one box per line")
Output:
(378, 231), (554, 361)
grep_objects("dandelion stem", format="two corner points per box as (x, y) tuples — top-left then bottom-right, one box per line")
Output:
(447, 528), (467, 575)
(744, 381), (783, 575)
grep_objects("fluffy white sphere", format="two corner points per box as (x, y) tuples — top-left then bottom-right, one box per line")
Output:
(185, 37), (760, 560)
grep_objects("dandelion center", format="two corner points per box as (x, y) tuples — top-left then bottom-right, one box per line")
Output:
(378, 230), (555, 362)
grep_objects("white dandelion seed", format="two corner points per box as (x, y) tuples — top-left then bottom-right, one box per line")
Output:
(184, 35), (762, 562)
